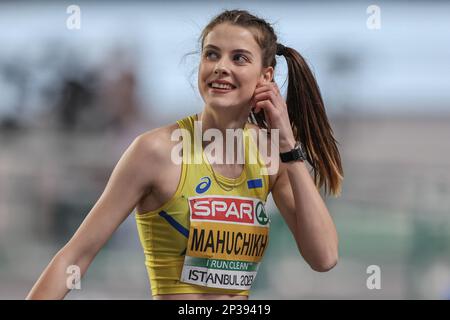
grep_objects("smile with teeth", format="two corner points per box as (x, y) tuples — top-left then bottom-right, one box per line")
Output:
(209, 82), (236, 90)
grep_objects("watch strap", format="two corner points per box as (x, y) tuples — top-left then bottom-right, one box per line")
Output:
(279, 142), (306, 163)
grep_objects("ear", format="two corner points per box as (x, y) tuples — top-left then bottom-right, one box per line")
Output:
(259, 66), (274, 84)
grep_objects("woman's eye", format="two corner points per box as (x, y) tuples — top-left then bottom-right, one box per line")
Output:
(205, 51), (217, 59)
(234, 54), (248, 63)
(204, 51), (247, 63)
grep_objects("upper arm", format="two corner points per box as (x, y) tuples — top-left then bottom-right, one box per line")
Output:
(271, 165), (300, 245)
(62, 130), (166, 261)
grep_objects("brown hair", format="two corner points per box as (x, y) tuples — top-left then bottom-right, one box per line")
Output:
(198, 9), (343, 197)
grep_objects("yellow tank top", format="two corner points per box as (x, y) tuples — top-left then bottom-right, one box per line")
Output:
(135, 113), (271, 296)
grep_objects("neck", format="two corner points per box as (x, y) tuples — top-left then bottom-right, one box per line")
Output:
(196, 106), (250, 165)
(198, 106), (248, 133)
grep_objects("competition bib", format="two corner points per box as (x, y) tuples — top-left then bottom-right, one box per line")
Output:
(180, 195), (270, 290)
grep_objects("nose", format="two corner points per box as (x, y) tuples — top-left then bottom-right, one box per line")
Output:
(214, 59), (231, 75)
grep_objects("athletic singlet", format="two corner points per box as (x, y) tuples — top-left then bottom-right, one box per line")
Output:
(135, 113), (271, 296)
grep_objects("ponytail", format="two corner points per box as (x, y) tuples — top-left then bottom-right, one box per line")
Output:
(274, 46), (343, 197)
(198, 9), (343, 196)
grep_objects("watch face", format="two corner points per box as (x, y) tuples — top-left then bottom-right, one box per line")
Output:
(295, 146), (306, 160)
(294, 148), (302, 160)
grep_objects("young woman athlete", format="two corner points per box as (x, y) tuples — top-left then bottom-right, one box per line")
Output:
(27, 9), (343, 300)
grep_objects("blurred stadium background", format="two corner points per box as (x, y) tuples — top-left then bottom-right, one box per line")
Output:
(0, 0), (449, 299)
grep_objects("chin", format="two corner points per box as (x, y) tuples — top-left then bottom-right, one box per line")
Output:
(208, 102), (235, 111)
(208, 99), (242, 109)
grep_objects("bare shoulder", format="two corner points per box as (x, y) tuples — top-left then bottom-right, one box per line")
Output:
(129, 122), (181, 189)
(135, 122), (180, 161)
(133, 122), (184, 213)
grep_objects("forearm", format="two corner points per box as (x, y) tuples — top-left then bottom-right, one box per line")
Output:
(26, 248), (92, 300)
(286, 160), (339, 271)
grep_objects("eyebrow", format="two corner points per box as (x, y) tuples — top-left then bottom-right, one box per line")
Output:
(203, 44), (254, 57)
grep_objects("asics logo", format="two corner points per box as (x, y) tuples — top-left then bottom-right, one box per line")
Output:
(195, 176), (211, 194)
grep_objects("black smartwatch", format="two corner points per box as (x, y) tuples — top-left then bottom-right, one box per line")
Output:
(280, 141), (307, 163)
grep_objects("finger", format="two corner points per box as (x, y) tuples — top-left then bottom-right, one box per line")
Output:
(254, 82), (280, 95)
(254, 83), (274, 95)
(254, 99), (276, 116)
(271, 82), (281, 96)
(254, 91), (284, 110)
(254, 91), (277, 105)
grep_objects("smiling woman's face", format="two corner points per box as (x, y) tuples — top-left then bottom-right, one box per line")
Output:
(198, 23), (272, 111)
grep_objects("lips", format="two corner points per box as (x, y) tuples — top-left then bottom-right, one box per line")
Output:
(209, 85), (234, 91)
(209, 86), (235, 94)
(208, 80), (237, 90)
